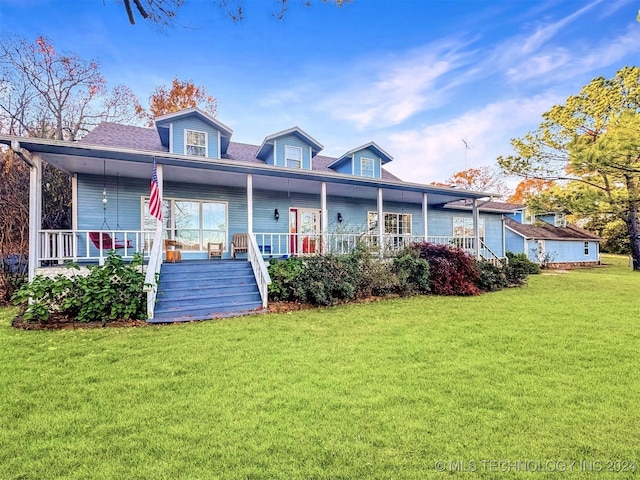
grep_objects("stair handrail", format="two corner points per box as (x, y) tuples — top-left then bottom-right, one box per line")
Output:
(248, 233), (271, 308)
(479, 239), (507, 265)
(143, 223), (163, 319)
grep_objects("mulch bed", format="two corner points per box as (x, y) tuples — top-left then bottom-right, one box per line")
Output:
(12, 315), (147, 330)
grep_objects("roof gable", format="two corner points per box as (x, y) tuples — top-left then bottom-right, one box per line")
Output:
(328, 142), (393, 169)
(256, 127), (323, 161)
(154, 108), (233, 153)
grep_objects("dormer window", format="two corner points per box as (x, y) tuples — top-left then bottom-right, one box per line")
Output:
(185, 129), (207, 157)
(285, 145), (302, 168)
(361, 157), (374, 178)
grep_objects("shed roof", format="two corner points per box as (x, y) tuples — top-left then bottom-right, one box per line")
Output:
(505, 218), (600, 241)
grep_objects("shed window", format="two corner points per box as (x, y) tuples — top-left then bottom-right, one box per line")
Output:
(185, 130), (207, 157)
(285, 145), (302, 168)
(584, 241), (589, 255)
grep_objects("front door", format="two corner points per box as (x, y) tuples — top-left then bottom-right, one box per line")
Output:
(289, 208), (321, 254)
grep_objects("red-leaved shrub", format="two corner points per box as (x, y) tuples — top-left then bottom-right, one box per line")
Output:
(413, 242), (480, 295)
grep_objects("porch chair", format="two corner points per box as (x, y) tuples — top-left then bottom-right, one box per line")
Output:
(207, 242), (223, 259)
(231, 233), (249, 259)
(89, 231), (132, 250)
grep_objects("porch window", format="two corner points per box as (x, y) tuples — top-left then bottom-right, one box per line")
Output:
(185, 130), (207, 157)
(584, 241), (589, 255)
(367, 212), (412, 235)
(143, 197), (227, 251)
(453, 217), (484, 250)
(361, 157), (374, 178)
(285, 145), (302, 168)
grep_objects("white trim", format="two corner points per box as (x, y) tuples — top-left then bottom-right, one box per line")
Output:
(285, 145), (303, 169)
(351, 154), (354, 175)
(309, 145), (313, 170)
(422, 193), (428, 240)
(360, 157), (375, 178)
(184, 128), (208, 157)
(72, 173), (78, 230)
(169, 123), (174, 153)
(321, 182), (327, 235)
(273, 139), (278, 166)
(377, 189), (384, 256)
(247, 174), (253, 234)
(141, 195), (229, 252)
(28, 154), (43, 281)
(217, 130), (221, 159)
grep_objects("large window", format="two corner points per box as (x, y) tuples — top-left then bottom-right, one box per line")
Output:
(143, 197), (227, 251)
(361, 157), (374, 178)
(453, 217), (485, 250)
(285, 145), (302, 168)
(185, 129), (207, 157)
(367, 212), (412, 235)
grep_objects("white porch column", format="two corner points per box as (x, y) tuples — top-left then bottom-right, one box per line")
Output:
(247, 174), (253, 234)
(321, 182), (328, 254)
(71, 173), (78, 262)
(422, 193), (428, 241)
(377, 188), (384, 257)
(472, 198), (481, 260)
(155, 163), (164, 264)
(28, 154), (43, 281)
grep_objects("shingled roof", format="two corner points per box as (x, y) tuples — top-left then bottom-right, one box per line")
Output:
(505, 218), (600, 241)
(81, 122), (400, 180)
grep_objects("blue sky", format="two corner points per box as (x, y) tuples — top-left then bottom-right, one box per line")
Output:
(1, 0), (638, 184)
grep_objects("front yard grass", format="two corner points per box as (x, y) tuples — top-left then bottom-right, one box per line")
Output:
(0, 254), (638, 479)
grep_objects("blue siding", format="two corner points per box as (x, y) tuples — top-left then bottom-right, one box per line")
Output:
(274, 134), (312, 169)
(537, 214), (556, 225)
(539, 240), (599, 263)
(334, 159), (353, 175)
(428, 207), (505, 256)
(170, 117), (221, 158)
(353, 148), (381, 179)
(507, 211), (523, 223)
(505, 229), (526, 254)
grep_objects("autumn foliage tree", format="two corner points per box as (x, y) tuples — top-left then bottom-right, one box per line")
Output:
(507, 178), (554, 204)
(432, 166), (510, 198)
(136, 77), (217, 126)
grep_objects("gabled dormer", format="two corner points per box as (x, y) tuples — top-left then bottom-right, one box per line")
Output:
(328, 142), (392, 179)
(155, 108), (233, 159)
(255, 127), (323, 170)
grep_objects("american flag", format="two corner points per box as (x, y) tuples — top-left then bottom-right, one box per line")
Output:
(149, 159), (162, 221)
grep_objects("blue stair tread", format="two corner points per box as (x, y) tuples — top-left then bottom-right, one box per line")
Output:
(149, 303), (264, 323)
(155, 293), (262, 309)
(156, 284), (258, 297)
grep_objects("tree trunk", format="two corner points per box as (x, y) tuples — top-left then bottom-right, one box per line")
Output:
(626, 202), (640, 271)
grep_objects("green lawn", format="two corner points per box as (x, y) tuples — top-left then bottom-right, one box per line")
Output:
(1, 255), (638, 479)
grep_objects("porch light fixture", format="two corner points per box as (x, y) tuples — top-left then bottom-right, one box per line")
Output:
(274, 209), (280, 221)
(337, 212), (343, 223)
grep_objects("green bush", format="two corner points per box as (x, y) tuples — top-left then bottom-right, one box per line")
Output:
(505, 251), (540, 285)
(267, 257), (304, 301)
(393, 249), (430, 294)
(475, 261), (508, 292)
(12, 251), (146, 323)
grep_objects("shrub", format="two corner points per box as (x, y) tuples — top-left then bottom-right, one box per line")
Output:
(12, 251), (146, 323)
(504, 251), (540, 285)
(267, 257), (304, 301)
(414, 242), (480, 295)
(393, 249), (430, 294)
(475, 261), (508, 292)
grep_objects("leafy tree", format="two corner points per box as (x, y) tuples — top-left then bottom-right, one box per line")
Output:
(135, 77), (217, 126)
(0, 34), (141, 277)
(507, 178), (554, 204)
(432, 166), (510, 197)
(117, 0), (350, 25)
(498, 66), (640, 270)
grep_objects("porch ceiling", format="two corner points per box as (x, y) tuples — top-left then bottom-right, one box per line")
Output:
(2, 136), (489, 205)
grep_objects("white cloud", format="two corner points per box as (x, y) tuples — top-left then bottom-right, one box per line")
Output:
(384, 93), (565, 185)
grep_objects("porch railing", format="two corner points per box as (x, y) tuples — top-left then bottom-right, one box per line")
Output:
(38, 229), (153, 264)
(247, 234), (271, 308)
(252, 233), (471, 257)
